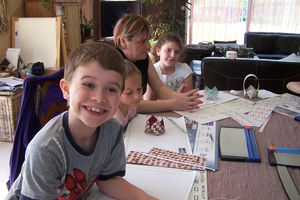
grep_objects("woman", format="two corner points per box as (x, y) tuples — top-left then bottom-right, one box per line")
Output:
(113, 14), (201, 113)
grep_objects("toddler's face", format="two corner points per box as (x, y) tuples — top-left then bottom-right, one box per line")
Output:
(120, 73), (143, 107)
(61, 61), (122, 130)
(157, 41), (181, 68)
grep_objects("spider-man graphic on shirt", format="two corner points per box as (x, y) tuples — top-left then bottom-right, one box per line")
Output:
(57, 168), (98, 200)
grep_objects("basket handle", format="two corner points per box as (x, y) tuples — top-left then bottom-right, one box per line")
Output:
(243, 74), (260, 96)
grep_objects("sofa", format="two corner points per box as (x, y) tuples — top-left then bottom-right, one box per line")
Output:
(244, 32), (300, 59)
(201, 57), (300, 94)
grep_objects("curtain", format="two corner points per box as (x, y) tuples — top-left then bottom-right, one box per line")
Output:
(248, 0), (300, 33)
(0, 0), (9, 33)
(189, 0), (243, 44)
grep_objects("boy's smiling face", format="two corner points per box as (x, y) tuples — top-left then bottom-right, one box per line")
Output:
(60, 60), (122, 131)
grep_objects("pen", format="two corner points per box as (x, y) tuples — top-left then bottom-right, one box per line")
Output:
(209, 133), (214, 143)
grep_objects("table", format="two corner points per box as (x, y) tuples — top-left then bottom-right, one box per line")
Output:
(208, 112), (300, 199)
(88, 110), (300, 199)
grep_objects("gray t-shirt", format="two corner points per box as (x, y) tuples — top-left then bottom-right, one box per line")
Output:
(6, 112), (125, 200)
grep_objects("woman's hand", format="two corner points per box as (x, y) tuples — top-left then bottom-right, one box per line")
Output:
(171, 88), (203, 111)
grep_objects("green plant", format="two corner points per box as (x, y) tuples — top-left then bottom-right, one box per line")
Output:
(141, 0), (191, 41)
(41, 0), (52, 9)
(81, 17), (95, 37)
(82, 17), (95, 30)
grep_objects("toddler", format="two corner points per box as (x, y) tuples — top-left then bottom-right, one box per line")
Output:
(114, 60), (143, 127)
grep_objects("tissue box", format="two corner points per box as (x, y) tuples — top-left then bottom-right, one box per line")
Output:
(0, 89), (22, 142)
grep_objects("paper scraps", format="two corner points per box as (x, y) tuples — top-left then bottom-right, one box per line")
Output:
(127, 148), (207, 171)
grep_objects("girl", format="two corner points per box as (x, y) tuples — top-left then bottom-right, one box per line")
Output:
(144, 33), (194, 100)
(114, 60), (143, 127)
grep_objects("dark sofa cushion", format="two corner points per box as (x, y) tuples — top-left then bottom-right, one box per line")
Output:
(275, 35), (300, 55)
(255, 53), (287, 60)
(246, 34), (277, 54)
(245, 32), (300, 59)
(214, 40), (237, 44)
(201, 57), (300, 94)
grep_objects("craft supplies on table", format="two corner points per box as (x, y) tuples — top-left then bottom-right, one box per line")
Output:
(193, 121), (219, 171)
(219, 126), (260, 162)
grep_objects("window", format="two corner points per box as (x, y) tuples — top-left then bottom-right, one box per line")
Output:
(187, 0), (300, 44)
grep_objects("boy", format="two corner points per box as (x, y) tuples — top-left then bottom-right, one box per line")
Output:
(6, 42), (156, 200)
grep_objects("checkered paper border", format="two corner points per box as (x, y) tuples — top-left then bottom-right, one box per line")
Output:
(127, 148), (207, 171)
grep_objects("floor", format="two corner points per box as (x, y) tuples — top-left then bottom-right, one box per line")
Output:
(0, 141), (13, 199)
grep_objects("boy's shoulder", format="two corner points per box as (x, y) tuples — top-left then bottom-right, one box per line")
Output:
(30, 112), (65, 147)
(101, 118), (123, 131)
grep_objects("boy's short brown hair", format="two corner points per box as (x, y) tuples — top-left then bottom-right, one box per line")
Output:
(64, 42), (126, 84)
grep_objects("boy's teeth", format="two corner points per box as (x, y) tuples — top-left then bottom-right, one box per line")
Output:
(90, 107), (100, 112)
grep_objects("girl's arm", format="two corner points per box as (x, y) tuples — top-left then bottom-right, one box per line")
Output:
(97, 176), (157, 200)
(177, 74), (194, 93)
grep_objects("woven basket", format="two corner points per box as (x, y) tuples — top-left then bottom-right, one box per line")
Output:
(0, 89), (22, 142)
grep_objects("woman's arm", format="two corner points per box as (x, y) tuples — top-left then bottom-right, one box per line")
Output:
(138, 88), (201, 113)
(287, 82), (300, 94)
(140, 60), (201, 112)
(143, 84), (157, 100)
(97, 176), (157, 200)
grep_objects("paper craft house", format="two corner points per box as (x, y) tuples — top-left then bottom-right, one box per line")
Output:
(144, 115), (165, 136)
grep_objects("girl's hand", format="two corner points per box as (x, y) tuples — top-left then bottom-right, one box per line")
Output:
(171, 88), (203, 111)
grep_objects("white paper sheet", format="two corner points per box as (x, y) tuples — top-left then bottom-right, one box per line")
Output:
(124, 114), (192, 155)
(176, 98), (255, 124)
(125, 165), (196, 200)
(198, 90), (238, 109)
(6, 48), (20, 70)
(86, 165), (196, 200)
(258, 89), (280, 99)
(193, 122), (218, 171)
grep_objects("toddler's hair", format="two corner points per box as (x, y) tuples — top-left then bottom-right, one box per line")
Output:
(124, 60), (141, 78)
(155, 32), (183, 51)
(64, 42), (126, 83)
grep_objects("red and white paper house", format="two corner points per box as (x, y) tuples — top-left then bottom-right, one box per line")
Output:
(144, 115), (165, 135)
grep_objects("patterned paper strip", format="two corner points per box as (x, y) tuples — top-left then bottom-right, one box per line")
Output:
(126, 149), (207, 171)
(148, 148), (205, 166)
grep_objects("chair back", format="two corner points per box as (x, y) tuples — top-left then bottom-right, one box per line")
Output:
(8, 69), (68, 188)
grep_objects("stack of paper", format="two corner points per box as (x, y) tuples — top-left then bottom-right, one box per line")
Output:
(0, 76), (23, 91)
